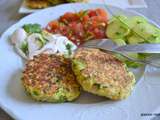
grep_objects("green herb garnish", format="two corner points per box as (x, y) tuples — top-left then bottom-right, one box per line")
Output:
(78, 10), (88, 21)
(94, 83), (101, 89)
(21, 41), (28, 54)
(23, 24), (42, 34)
(65, 43), (73, 56)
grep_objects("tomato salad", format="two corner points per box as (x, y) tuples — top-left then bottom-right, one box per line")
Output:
(46, 8), (108, 46)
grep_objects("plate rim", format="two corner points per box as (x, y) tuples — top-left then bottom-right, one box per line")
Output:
(0, 3), (158, 120)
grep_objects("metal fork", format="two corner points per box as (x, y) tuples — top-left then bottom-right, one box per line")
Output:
(81, 39), (160, 68)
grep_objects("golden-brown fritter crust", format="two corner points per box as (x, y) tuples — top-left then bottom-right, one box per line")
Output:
(66, 0), (88, 2)
(73, 48), (135, 100)
(25, 0), (89, 9)
(25, 0), (50, 9)
(22, 54), (80, 102)
(74, 48), (133, 88)
(47, 0), (66, 5)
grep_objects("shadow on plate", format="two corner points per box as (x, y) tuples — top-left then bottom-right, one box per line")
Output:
(7, 68), (142, 105)
(74, 91), (108, 104)
(6, 69), (110, 104)
(6, 69), (36, 104)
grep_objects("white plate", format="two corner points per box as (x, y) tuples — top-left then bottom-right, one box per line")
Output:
(1, 3), (160, 120)
(19, 0), (147, 14)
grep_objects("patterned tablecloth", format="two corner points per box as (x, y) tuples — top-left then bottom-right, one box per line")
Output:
(0, 0), (160, 119)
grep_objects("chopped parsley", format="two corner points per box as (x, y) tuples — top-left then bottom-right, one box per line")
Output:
(78, 10), (88, 21)
(23, 24), (42, 34)
(94, 83), (101, 89)
(65, 43), (73, 56)
(21, 41), (28, 54)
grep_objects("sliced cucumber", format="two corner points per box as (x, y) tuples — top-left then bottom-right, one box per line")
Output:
(128, 16), (147, 28)
(109, 15), (128, 23)
(127, 53), (138, 59)
(112, 39), (126, 46)
(147, 35), (160, 43)
(106, 15), (160, 68)
(106, 20), (130, 39)
(132, 22), (159, 40)
(114, 54), (127, 62)
(127, 35), (145, 44)
(114, 53), (138, 63)
(116, 15), (128, 21)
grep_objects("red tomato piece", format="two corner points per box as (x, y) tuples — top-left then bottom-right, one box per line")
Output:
(96, 8), (108, 18)
(88, 9), (97, 17)
(59, 12), (79, 23)
(82, 15), (89, 23)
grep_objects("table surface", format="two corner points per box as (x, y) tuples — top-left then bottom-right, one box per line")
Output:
(0, 0), (160, 119)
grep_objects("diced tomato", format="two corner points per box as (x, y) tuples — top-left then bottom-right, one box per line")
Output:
(77, 23), (84, 34)
(59, 12), (79, 23)
(45, 8), (108, 46)
(88, 9), (97, 17)
(48, 21), (59, 29)
(96, 8), (108, 18)
(91, 16), (107, 23)
(93, 28), (106, 39)
(82, 15), (89, 22)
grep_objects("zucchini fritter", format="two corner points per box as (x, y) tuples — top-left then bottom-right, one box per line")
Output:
(25, 0), (88, 9)
(48, 0), (66, 5)
(66, 0), (88, 2)
(72, 48), (135, 100)
(25, 0), (50, 9)
(22, 54), (80, 102)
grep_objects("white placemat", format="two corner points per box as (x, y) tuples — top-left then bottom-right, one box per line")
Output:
(19, 0), (147, 14)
